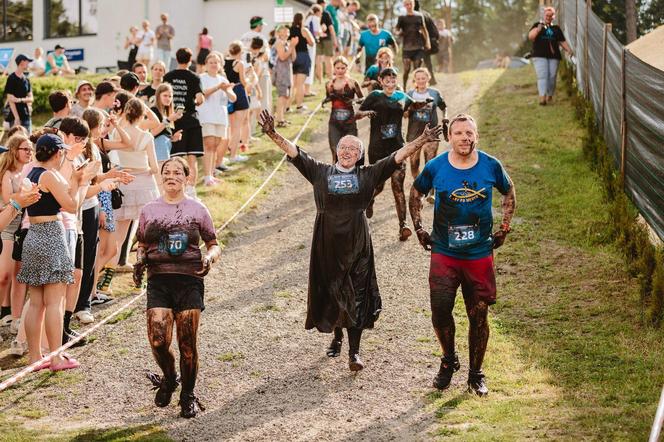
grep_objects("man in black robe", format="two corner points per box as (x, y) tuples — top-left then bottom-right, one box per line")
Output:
(258, 109), (443, 371)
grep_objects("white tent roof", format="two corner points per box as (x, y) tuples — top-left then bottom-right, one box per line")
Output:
(626, 25), (664, 71)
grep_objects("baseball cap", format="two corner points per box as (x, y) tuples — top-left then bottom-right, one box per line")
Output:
(120, 72), (140, 91)
(95, 81), (119, 97)
(36, 133), (66, 155)
(75, 80), (93, 96)
(15, 54), (33, 64)
(250, 16), (266, 28)
(379, 67), (398, 78)
(0, 146), (7, 154)
(54, 44), (65, 50)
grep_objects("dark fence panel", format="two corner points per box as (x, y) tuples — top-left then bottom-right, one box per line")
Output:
(587, 11), (604, 123)
(623, 52), (664, 240)
(604, 33), (622, 167)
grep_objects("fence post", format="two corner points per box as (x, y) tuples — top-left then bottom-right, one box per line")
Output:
(600, 23), (611, 132)
(584, 0), (591, 97)
(574, 0), (578, 46)
(620, 48), (627, 182)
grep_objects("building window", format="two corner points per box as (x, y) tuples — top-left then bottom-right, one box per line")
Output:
(1, 0), (33, 42)
(45, 0), (97, 38)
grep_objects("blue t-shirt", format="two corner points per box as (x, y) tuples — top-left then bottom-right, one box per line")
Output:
(413, 150), (512, 260)
(359, 29), (396, 58)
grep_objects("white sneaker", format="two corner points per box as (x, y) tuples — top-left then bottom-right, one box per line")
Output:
(9, 318), (20, 334)
(74, 310), (95, 324)
(10, 339), (27, 356)
(229, 155), (249, 163)
(0, 315), (12, 326)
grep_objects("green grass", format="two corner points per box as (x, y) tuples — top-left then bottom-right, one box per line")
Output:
(427, 66), (664, 440)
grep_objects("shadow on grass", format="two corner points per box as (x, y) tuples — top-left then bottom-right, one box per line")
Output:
(69, 423), (170, 442)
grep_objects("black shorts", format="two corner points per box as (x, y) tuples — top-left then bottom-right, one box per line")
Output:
(147, 274), (205, 312)
(74, 233), (84, 270)
(402, 49), (425, 62)
(171, 125), (204, 158)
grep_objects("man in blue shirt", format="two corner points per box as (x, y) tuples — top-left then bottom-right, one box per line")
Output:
(409, 114), (516, 396)
(358, 14), (398, 71)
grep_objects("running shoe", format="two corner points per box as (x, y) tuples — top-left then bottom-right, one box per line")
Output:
(9, 339), (27, 356)
(326, 339), (342, 358)
(215, 164), (230, 173)
(433, 353), (460, 390)
(348, 353), (364, 372)
(399, 225), (413, 242)
(62, 329), (87, 347)
(180, 392), (205, 418)
(148, 373), (180, 408)
(467, 369), (489, 397)
(0, 315), (12, 326)
(229, 155), (249, 163)
(74, 310), (95, 324)
(90, 292), (114, 306)
(296, 105), (309, 112)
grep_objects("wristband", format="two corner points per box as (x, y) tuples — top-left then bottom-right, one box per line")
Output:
(9, 199), (22, 211)
(500, 223), (511, 233)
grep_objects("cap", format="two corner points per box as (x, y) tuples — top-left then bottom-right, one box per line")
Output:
(95, 81), (119, 97)
(0, 146), (7, 154)
(35, 133), (66, 155)
(54, 44), (65, 50)
(75, 80), (93, 97)
(15, 54), (33, 64)
(250, 16), (265, 28)
(379, 67), (398, 78)
(120, 72), (140, 91)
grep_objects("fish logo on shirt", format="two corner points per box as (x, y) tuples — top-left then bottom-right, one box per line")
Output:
(450, 181), (486, 203)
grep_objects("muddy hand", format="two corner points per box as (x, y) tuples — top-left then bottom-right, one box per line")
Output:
(422, 124), (444, 143)
(416, 229), (433, 251)
(442, 119), (450, 142)
(195, 257), (212, 277)
(492, 229), (508, 249)
(133, 261), (146, 287)
(258, 109), (275, 134)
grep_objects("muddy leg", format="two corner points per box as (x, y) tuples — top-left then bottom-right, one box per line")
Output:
(409, 146), (422, 179)
(390, 165), (411, 240)
(147, 308), (177, 382)
(175, 309), (201, 396)
(347, 327), (364, 371)
(463, 293), (489, 372)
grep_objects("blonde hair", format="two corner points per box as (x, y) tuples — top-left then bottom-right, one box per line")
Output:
(376, 47), (394, 61)
(411, 67), (431, 82)
(333, 56), (350, 68)
(0, 134), (31, 178)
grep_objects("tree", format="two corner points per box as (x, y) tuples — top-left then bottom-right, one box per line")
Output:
(625, 0), (638, 42)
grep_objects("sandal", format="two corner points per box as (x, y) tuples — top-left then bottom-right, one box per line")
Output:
(33, 360), (51, 372)
(50, 353), (80, 372)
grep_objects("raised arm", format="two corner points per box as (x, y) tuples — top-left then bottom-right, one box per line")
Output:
(258, 110), (297, 158)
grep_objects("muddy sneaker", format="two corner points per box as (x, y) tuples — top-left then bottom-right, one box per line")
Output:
(433, 353), (460, 390)
(180, 392), (205, 418)
(348, 353), (364, 372)
(9, 339), (27, 356)
(147, 372), (180, 407)
(467, 369), (489, 397)
(399, 225), (412, 241)
(326, 339), (342, 358)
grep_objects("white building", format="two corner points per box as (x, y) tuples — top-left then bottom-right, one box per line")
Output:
(0, 0), (313, 72)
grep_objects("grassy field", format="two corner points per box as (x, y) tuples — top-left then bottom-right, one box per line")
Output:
(424, 66), (664, 440)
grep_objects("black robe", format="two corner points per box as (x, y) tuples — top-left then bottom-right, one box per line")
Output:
(289, 147), (399, 333)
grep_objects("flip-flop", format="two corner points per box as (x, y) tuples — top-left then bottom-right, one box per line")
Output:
(32, 360), (51, 372)
(50, 354), (80, 372)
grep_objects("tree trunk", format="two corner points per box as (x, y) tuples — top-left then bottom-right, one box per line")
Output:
(625, 0), (638, 43)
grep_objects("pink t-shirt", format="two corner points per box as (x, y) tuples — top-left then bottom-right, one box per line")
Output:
(138, 196), (216, 278)
(199, 34), (212, 50)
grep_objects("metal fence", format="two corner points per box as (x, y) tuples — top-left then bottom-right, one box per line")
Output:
(556, 0), (664, 241)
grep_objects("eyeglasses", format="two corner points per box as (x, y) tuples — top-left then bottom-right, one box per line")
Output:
(17, 147), (33, 153)
(338, 145), (360, 153)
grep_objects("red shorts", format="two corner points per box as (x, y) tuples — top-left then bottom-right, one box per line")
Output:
(429, 253), (497, 305)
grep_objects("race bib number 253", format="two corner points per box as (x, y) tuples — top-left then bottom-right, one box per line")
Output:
(327, 173), (360, 195)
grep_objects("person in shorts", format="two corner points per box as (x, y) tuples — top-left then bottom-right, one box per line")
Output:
(134, 157), (220, 419)
(163, 48), (205, 195)
(315, 0), (338, 81)
(409, 114), (517, 397)
(395, 0), (430, 89)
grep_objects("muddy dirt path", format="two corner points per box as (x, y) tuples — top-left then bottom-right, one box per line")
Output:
(1, 73), (482, 441)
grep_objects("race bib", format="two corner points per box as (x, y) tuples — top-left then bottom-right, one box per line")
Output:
(413, 108), (431, 123)
(160, 232), (189, 256)
(332, 108), (352, 122)
(327, 173), (359, 195)
(380, 123), (398, 139)
(447, 224), (481, 249)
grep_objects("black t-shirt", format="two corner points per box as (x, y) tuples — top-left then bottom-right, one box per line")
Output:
(137, 85), (156, 101)
(4, 72), (31, 121)
(163, 69), (203, 128)
(151, 106), (173, 139)
(359, 90), (406, 157)
(320, 10), (334, 41)
(289, 26), (308, 53)
(396, 13), (426, 51)
(530, 23), (566, 59)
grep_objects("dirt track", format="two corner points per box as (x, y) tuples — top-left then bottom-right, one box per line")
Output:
(0, 73), (483, 441)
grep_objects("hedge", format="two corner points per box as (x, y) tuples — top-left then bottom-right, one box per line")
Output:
(1, 74), (108, 116)
(560, 60), (664, 326)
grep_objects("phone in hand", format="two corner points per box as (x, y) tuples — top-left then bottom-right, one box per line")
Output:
(75, 158), (91, 170)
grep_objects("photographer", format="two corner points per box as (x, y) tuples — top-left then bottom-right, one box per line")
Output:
(528, 6), (573, 106)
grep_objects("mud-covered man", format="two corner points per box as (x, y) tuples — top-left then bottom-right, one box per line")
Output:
(133, 157), (220, 418)
(409, 114), (516, 396)
(258, 109), (444, 372)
